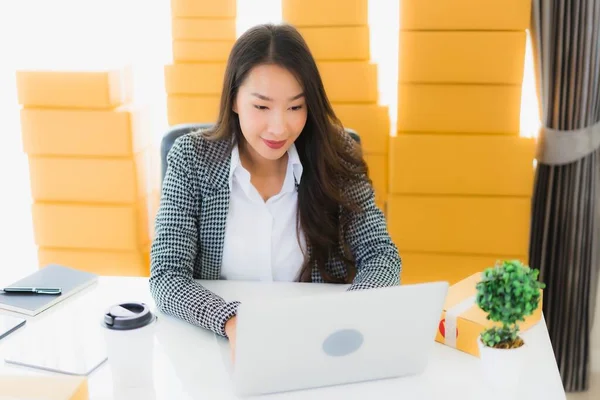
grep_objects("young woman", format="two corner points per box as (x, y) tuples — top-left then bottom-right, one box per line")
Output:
(149, 23), (402, 355)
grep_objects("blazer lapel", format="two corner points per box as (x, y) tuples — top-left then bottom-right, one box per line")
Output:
(198, 140), (231, 280)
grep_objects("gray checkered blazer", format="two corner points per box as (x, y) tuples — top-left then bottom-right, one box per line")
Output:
(149, 131), (402, 337)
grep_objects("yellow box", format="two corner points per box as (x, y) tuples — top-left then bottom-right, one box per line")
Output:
(387, 195), (531, 255)
(298, 26), (369, 61)
(282, 0), (368, 27)
(172, 18), (236, 41)
(171, 0), (236, 17)
(38, 248), (150, 277)
(364, 154), (387, 209)
(20, 105), (152, 157)
(333, 103), (389, 154)
(398, 252), (527, 286)
(389, 134), (536, 196)
(167, 95), (220, 125)
(164, 63), (226, 95)
(16, 67), (133, 109)
(434, 272), (543, 357)
(0, 375), (88, 400)
(32, 198), (154, 251)
(173, 40), (234, 62)
(319, 62), (378, 103)
(399, 0), (531, 31)
(397, 84), (522, 134)
(28, 150), (159, 204)
(399, 31), (526, 84)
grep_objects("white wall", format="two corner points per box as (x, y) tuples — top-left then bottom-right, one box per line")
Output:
(592, 278), (600, 373)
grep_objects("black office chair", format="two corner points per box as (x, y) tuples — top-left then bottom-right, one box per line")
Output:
(160, 123), (361, 185)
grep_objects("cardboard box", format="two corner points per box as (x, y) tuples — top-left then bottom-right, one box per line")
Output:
(398, 31), (526, 84)
(398, 252), (527, 286)
(173, 40), (234, 62)
(171, 0), (236, 18)
(397, 84), (522, 134)
(0, 375), (88, 399)
(28, 149), (159, 204)
(167, 95), (220, 125)
(171, 18), (236, 41)
(435, 272), (543, 357)
(318, 62), (378, 103)
(32, 198), (154, 251)
(389, 134), (536, 196)
(399, 0), (531, 30)
(364, 154), (387, 209)
(165, 63), (226, 95)
(16, 66), (133, 109)
(333, 103), (390, 154)
(387, 195), (531, 255)
(298, 26), (370, 61)
(282, 0), (368, 26)
(20, 104), (152, 157)
(38, 248), (150, 277)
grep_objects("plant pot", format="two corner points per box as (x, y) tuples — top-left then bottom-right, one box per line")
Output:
(477, 337), (528, 391)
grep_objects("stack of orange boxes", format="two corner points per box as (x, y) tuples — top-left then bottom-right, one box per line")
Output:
(282, 0), (390, 211)
(389, 0), (536, 285)
(17, 66), (159, 277)
(166, 0), (237, 125)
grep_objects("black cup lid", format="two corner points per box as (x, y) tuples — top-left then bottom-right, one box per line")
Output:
(102, 302), (156, 330)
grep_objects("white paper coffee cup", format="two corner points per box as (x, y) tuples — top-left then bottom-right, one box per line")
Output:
(102, 302), (157, 389)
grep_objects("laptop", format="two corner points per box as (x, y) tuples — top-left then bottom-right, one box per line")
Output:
(229, 281), (449, 396)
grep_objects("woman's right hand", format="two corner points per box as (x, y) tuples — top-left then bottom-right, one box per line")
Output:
(225, 316), (237, 364)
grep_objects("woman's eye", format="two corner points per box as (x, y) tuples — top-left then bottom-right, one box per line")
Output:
(254, 105), (268, 110)
(290, 105), (303, 111)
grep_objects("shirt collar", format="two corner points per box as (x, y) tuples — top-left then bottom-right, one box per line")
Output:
(228, 143), (303, 192)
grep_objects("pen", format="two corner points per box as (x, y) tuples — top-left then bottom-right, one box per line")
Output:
(2, 287), (62, 295)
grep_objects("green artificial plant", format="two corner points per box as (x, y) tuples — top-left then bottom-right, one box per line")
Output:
(475, 260), (546, 349)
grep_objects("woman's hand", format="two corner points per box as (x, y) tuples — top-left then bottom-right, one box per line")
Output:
(225, 316), (237, 365)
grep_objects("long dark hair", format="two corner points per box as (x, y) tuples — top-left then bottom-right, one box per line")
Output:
(203, 23), (370, 283)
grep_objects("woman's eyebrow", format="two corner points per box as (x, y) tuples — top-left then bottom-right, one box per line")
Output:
(251, 92), (305, 101)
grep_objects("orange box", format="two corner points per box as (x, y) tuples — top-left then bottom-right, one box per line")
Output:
(318, 62), (378, 103)
(389, 134), (536, 196)
(16, 66), (133, 109)
(28, 149), (159, 204)
(170, 0), (236, 17)
(298, 26), (369, 61)
(399, 0), (531, 30)
(364, 154), (387, 210)
(20, 105), (152, 157)
(333, 103), (389, 154)
(282, 0), (368, 27)
(32, 198), (154, 251)
(171, 18), (236, 41)
(434, 272), (543, 357)
(398, 252), (527, 286)
(164, 63), (226, 95)
(0, 375), (88, 399)
(397, 84), (522, 134)
(167, 95), (220, 125)
(38, 248), (150, 277)
(173, 40), (234, 62)
(387, 195), (531, 255)
(398, 31), (526, 84)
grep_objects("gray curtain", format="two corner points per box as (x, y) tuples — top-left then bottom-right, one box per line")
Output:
(530, 0), (600, 392)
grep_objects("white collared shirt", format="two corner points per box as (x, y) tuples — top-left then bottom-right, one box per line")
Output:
(220, 143), (306, 282)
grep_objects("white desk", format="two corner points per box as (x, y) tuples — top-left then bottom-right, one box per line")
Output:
(0, 277), (566, 399)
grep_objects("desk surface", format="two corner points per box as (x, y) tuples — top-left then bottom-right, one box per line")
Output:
(0, 277), (566, 400)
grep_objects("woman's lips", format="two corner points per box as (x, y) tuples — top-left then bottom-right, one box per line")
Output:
(262, 139), (286, 149)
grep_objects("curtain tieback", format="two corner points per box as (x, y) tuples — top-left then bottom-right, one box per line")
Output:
(537, 119), (600, 165)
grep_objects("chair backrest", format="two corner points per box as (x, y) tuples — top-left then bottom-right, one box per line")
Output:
(160, 123), (361, 185)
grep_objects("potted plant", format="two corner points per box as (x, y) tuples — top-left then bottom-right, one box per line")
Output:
(475, 259), (545, 389)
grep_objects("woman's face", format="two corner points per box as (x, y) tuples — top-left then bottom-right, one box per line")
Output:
(233, 63), (308, 161)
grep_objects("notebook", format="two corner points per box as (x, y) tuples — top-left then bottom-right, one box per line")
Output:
(0, 264), (98, 316)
